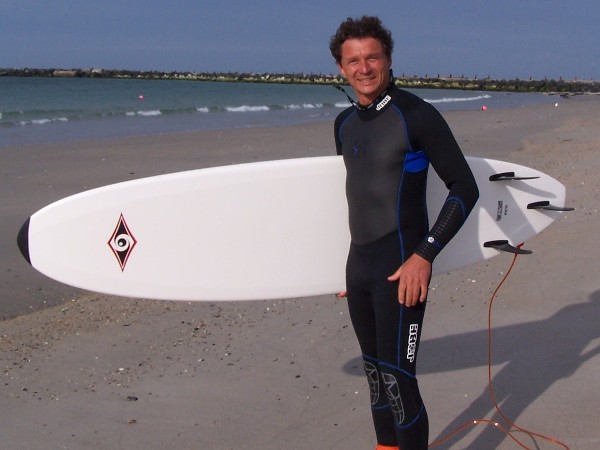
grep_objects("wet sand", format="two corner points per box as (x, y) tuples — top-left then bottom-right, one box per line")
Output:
(1, 96), (599, 449)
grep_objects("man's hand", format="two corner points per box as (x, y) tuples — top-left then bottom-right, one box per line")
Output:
(387, 254), (431, 307)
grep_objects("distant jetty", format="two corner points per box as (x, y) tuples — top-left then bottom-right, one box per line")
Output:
(1, 68), (598, 94)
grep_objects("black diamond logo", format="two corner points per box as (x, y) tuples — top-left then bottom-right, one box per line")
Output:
(108, 214), (137, 271)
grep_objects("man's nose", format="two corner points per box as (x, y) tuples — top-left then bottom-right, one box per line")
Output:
(358, 60), (372, 73)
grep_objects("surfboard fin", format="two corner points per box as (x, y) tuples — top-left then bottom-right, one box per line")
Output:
(527, 200), (575, 211)
(484, 240), (533, 254)
(489, 172), (540, 181)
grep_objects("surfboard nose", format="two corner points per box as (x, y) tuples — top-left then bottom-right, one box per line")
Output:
(17, 218), (31, 264)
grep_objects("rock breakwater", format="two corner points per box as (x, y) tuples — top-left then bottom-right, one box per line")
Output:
(1, 68), (598, 94)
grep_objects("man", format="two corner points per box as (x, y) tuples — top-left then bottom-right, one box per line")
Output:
(330, 16), (479, 450)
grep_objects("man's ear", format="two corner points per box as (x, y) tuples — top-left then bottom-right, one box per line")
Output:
(337, 64), (347, 79)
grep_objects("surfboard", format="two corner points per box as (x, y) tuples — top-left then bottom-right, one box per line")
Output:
(17, 156), (570, 301)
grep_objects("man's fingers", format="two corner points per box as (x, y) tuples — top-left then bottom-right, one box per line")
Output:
(398, 280), (427, 306)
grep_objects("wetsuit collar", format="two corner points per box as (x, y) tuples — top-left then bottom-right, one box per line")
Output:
(334, 69), (395, 111)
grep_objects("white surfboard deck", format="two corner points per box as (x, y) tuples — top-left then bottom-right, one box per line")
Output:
(18, 156), (568, 301)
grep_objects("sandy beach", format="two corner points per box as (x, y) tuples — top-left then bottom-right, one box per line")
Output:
(1, 96), (599, 449)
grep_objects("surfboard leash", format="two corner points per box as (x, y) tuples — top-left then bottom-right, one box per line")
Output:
(428, 245), (570, 449)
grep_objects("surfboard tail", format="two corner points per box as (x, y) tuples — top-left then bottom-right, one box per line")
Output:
(17, 218), (31, 265)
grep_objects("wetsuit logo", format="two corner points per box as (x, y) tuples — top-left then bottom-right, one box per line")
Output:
(351, 140), (365, 158)
(376, 94), (391, 111)
(407, 324), (419, 362)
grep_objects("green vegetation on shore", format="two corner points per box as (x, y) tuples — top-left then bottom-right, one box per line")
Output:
(1, 68), (598, 94)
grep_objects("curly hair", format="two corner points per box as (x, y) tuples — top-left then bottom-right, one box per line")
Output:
(329, 16), (394, 64)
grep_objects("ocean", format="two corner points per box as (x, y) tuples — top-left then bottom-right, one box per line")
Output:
(0, 76), (559, 148)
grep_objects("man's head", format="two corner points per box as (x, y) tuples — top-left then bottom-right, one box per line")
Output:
(330, 16), (394, 106)
(329, 16), (394, 66)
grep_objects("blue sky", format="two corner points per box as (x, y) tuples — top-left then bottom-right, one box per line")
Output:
(1, 1), (598, 80)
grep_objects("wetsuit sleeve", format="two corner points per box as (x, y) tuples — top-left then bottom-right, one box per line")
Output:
(407, 102), (479, 263)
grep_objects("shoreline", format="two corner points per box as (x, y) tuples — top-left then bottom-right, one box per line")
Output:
(1, 96), (599, 448)
(0, 90), (574, 152)
(0, 78), (566, 150)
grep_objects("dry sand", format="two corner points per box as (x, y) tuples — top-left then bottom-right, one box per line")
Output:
(1, 96), (599, 449)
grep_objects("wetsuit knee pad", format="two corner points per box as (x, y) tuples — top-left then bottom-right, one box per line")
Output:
(378, 366), (424, 429)
(364, 359), (385, 408)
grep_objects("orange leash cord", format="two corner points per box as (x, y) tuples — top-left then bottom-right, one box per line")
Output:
(428, 246), (570, 449)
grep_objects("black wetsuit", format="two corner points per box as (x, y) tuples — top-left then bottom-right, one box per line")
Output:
(334, 86), (479, 449)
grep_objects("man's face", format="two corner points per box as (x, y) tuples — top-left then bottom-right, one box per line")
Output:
(337, 37), (392, 106)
